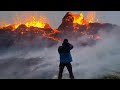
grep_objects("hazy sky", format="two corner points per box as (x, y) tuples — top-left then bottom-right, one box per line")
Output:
(0, 11), (120, 28)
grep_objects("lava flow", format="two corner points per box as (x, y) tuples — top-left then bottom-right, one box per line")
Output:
(0, 16), (47, 30)
(73, 11), (96, 25)
(0, 15), (61, 42)
(0, 11), (116, 48)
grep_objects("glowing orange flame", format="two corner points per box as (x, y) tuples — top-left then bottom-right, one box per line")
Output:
(0, 15), (62, 42)
(25, 16), (46, 28)
(0, 12), (101, 42)
(73, 13), (85, 25)
(0, 16), (47, 30)
(73, 11), (96, 25)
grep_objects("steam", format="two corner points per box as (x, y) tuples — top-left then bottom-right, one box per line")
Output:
(71, 27), (120, 79)
(0, 26), (120, 79)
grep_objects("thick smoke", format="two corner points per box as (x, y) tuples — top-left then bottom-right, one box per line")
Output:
(0, 26), (120, 79)
(71, 27), (120, 79)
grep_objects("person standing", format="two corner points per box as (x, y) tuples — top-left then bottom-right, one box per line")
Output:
(58, 39), (74, 79)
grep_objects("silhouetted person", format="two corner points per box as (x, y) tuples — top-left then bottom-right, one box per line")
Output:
(58, 39), (74, 79)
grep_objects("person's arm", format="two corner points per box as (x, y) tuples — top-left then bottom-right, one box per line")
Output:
(68, 43), (73, 50)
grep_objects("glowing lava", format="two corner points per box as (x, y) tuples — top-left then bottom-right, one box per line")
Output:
(0, 11), (102, 43)
(0, 16), (47, 30)
(25, 16), (46, 28)
(73, 11), (96, 25)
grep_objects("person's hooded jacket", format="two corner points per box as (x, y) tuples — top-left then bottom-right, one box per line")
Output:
(58, 42), (73, 63)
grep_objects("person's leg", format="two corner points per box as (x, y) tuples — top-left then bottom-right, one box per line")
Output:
(58, 63), (65, 79)
(66, 63), (74, 79)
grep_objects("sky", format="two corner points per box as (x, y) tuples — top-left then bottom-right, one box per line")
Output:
(0, 11), (120, 28)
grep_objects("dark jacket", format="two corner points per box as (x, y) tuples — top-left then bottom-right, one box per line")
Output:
(58, 42), (73, 63)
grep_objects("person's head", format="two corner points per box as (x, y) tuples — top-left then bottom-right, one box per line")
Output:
(63, 39), (68, 43)
(62, 39), (69, 46)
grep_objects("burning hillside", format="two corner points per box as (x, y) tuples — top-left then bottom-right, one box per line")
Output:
(0, 16), (47, 30)
(0, 12), (120, 79)
(58, 12), (117, 45)
(0, 12), (117, 48)
(0, 16), (61, 48)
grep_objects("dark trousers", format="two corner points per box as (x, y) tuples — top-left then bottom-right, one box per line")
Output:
(58, 62), (74, 79)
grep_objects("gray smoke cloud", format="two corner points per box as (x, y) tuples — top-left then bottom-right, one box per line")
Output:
(0, 26), (120, 79)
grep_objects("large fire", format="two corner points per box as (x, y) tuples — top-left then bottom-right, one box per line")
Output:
(0, 16), (47, 30)
(73, 11), (96, 25)
(0, 11), (105, 45)
(0, 15), (61, 42)
(0, 11), (97, 30)
(24, 16), (46, 28)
